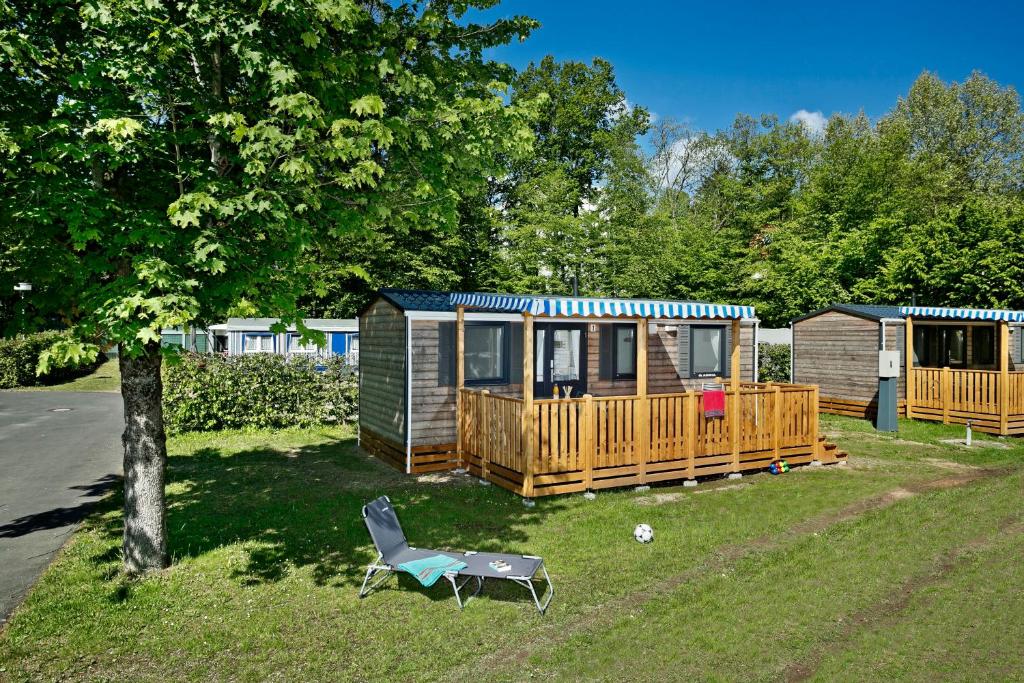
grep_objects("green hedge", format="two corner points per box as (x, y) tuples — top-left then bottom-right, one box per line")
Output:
(0, 331), (99, 389)
(162, 352), (357, 434)
(758, 343), (791, 383)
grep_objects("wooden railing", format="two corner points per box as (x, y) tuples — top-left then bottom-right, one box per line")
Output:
(459, 383), (832, 497)
(907, 367), (1024, 435)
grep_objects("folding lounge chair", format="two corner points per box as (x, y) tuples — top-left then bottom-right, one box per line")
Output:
(359, 496), (554, 614)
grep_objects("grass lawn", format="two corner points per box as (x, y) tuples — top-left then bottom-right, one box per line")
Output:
(14, 358), (121, 393)
(1, 416), (1022, 681)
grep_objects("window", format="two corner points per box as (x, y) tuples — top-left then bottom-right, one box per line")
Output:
(972, 326), (996, 366)
(691, 325), (725, 378)
(912, 325), (967, 368)
(288, 333), (318, 354)
(465, 322), (509, 384)
(243, 333), (274, 353)
(612, 324), (636, 379)
(552, 327), (582, 382)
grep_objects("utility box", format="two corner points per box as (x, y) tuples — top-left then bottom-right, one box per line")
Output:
(876, 350), (900, 432)
(878, 350), (900, 378)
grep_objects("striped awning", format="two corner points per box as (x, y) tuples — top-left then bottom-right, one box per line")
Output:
(900, 306), (1024, 323)
(450, 293), (755, 320)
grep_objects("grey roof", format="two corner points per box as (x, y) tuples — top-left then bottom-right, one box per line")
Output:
(791, 304), (905, 324)
(224, 317), (358, 332)
(378, 288), (455, 312)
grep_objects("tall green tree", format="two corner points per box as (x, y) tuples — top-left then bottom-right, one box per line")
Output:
(1, 0), (538, 572)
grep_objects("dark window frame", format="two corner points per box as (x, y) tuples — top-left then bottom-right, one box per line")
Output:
(611, 323), (637, 380)
(690, 324), (727, 378)
(913, 324), (968, 368)
(972, 325), (996, 366)
(464, 321), (511, 386)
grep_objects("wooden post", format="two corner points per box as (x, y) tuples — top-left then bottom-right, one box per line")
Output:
(999, 320), (1010, 436)
(811, 385), (820, 460)
(637, 318), (649, 485)
(905, 316), (915, 420)
(522, 313), (535, 497)
(686, 389), (698, 478)
(480, 390), (490, 480)
(733, 319), (741, 471)
(942, 366), (951, 424)
(771, 383), (782, 459)
(456, 305), (466, 466)
(583, 393), (594, 490)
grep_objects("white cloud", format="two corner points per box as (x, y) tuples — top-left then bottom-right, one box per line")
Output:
(789, 109), (827, 136)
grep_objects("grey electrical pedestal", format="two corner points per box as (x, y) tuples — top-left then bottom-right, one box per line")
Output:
(877, 350), (899, 432)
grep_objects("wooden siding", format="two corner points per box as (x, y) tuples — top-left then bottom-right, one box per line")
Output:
(589, 321), (755, 396)
(410, 319), (521, 448)
(358, 299), (407, 451)
(794, 310), (883, 403)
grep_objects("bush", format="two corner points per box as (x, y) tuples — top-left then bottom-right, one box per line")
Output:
(162, 352), (358, 434)
(758, 343), (791, 383)
(0, 331), (100, 388)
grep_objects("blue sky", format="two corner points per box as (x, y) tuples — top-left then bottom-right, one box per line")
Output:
(472, 0), (1023, 133)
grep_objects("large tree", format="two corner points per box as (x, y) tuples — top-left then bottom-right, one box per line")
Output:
(0, 0), (538, 572)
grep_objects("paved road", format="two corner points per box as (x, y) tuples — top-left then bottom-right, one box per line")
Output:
(0, 391), (123, 625)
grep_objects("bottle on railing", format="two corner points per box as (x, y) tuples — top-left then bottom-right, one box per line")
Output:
(552, 384), (559, 399)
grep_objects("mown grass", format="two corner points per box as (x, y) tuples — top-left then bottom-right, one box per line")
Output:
(15, 358), (121, 393)
(0, 417), (1022, 681)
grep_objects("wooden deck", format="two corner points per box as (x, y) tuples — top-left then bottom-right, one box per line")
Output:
(458, 383), (845, 498)
(907, 367), (1024, 435)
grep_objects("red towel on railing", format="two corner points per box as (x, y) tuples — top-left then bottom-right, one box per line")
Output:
(704, 389), (726, 418)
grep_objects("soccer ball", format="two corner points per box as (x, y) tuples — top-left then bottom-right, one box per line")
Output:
(633, 523), (654, 544)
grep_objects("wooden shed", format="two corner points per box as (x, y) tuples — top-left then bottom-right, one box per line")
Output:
(792, 304), (1024, 435)
(359, 289), (843, 495)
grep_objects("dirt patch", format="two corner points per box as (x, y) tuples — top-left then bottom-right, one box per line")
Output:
(634, 492), (685, 506)
(938, 438), (1011, 450)
(920, 457), (981, 472)
(693, 483), (750, 495)
(635, 483), (751, 506)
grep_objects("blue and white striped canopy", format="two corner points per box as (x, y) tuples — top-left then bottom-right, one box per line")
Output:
(900, 306), (1024, 322)
(450, 292), (755, 320)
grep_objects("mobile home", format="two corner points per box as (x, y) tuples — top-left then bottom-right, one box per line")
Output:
(359, 289), (843, 496)
(792, 304), (1024, 435)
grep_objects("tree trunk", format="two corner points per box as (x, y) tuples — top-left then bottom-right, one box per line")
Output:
(119, 342), (168, 573)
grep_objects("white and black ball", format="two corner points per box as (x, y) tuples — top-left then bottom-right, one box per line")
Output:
(633, 523), (654, 544)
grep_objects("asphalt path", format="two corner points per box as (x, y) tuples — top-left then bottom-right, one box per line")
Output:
(0, 391), (123, 625)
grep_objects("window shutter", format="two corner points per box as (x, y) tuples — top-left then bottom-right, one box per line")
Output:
(1015, 326), (1023, 366)
(723, 325), (733, 378)
(676, 324), (690, 378)
(438, 321), (455, 386)
(598, 325), (613, 380)
(510, 322), (523, 383)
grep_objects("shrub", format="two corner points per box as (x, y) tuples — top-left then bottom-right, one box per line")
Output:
(162, 352), (358, 434)
(758, 343), (791, 383)
(0, 331), (100, 388)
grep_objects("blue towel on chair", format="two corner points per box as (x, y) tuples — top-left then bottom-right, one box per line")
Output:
(398, 554), (467, 587)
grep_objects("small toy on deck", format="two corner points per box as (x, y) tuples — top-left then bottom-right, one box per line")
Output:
(768, 460), (790, 475)
(633, 523), (654, 544)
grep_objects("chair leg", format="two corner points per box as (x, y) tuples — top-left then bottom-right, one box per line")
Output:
(508, 564), (554, 614)
(359, 555), (393, 599)
(532, 564), (554, 614)
(446, 574), (478, 610)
